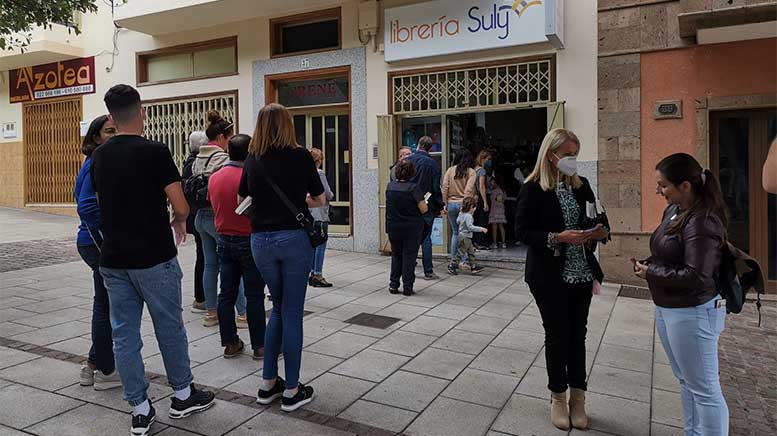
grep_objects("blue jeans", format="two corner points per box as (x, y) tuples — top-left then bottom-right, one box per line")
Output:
(217, 235), (266, 350)
(195, 208), (246, 313)
(251, 230), (312, 390)
(100, 258), (193, 406)
(446, 202), (462, 261)
(77, 244), (115, 375)
(655, 298), (729, 436)
(421, 219), (434, 274)
(310, 222), (328, 275)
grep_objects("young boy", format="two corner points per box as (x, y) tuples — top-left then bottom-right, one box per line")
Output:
(448, 197), (486, 275)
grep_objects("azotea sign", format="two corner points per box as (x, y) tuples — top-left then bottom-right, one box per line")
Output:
(384, 0), (564, 62)
(9, 57), (96, 103)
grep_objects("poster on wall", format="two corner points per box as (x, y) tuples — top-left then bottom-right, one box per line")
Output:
(9, 57), (96, 104)
(384, 0), (564, 62)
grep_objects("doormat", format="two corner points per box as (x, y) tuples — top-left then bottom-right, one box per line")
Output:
(344, 313), (401, 329)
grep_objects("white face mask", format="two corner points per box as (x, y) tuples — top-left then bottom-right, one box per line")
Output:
(553, 153), (578, 177)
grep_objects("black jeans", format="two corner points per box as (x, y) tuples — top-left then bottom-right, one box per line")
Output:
(77, 244), (115, 375)
(193, 230), (205, 303)
(216, 235), (266, 350)
(530, 281), (593, 393)
(389, 229), (423, 292)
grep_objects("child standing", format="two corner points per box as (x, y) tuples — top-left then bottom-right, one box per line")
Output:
(448, 197), (486, 275)
(489, 176), (507, 248)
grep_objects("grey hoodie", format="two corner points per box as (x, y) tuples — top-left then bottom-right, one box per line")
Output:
(457, 211), (487, 239)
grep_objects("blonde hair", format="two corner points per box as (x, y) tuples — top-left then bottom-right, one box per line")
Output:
(475, 150), (491, 168)
(249, 103), (299, 156)
(526, 128), (583, 191)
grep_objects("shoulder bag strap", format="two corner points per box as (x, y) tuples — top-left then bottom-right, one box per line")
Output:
(256, 158), (306, 224)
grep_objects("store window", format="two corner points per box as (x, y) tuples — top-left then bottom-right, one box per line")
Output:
(137, 37), (237, 86)
(270, 8), (340, 57)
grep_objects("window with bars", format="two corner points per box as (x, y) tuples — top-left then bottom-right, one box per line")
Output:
(142, 92), (237, 169)
(391, 59), (552, 115)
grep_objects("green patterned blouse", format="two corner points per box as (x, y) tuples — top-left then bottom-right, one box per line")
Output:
(556, 183), (594, 284)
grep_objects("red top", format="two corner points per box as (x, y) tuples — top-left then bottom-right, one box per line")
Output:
(208, 165), (251, 236)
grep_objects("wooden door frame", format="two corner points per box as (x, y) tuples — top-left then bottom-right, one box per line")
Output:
(710, 108), (777, 293)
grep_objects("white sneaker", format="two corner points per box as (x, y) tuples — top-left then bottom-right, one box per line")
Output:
(80, 364), (94, 386)
(94, 369), (122, 391)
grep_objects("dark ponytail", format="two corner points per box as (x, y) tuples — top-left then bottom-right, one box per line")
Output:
(656, 153), (729, 234)
(205, 110), (234, 141)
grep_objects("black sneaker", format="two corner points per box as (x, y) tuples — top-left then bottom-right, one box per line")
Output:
(447, 264), (458, 275)
(402, 289), (416, 296)
(257, 377), (286, 405)
(388, 287), (400, 294)
(131, 404), (155, 436)
(470, 265), (485, 274)
(168, 384), (215, 419)
(281, 383), (315, 412)
(423, 272), (440, 280)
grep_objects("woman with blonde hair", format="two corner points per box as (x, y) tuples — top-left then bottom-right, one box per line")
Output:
(515, 128), (609, 430)
(238, 103), (327, 412)
(473, 149), (493, 249)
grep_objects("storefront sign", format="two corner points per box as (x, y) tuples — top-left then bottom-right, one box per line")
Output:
(9, 57), (96, 104)
(277, 77), (349, 108)
(384, 0), (564, 62)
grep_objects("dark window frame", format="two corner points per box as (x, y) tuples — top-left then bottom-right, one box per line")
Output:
(270, 8), (341, 59)
(136, 36), (238, 87)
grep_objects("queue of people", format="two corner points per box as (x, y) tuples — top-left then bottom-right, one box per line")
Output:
(73, 82), (740, 436)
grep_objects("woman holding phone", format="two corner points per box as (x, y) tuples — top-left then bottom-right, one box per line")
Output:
(515, 128), (609, 430)
(634, 153), (729, 436)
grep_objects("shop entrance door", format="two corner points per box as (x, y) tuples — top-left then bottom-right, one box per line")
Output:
(293, 110), (351, 234)
(711, 108), (777, 293)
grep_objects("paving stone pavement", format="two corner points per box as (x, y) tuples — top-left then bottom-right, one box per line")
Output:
(0, 207), (773, 436)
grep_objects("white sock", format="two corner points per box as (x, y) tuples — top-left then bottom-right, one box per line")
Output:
(174, 385), (191, 401)
(260, 379), (274, 391)
(283, 387), (298, 398)
(132, 400), (150, 417)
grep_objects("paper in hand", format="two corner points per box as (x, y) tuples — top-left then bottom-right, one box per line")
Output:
(235, 196), (253, 216)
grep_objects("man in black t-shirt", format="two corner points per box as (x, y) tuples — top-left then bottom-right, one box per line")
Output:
(91, 84), (215, 436)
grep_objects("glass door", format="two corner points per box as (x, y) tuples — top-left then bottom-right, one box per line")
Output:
(293, 109), (351, 234)
(712, 108), (777, 292)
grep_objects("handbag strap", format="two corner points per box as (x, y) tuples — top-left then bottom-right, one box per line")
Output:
(256, 158), (306, 224)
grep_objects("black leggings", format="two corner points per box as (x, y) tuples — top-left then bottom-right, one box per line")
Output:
(530, 281), (593, 393)
(389, 230), (423, 292)
(193, 230), (205, 303)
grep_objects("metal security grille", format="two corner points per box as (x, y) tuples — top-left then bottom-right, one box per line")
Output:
(392, 59), (552, 115)
(23, 98), (83, 204)
(143, 92), (237, 168)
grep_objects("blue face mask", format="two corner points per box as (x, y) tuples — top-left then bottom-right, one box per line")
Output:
(484, 160), (492, 169)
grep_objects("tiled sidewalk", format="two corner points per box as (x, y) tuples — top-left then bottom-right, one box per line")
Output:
(3, 208), (769, 436)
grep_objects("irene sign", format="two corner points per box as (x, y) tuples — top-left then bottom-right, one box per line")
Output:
(9, 57), (96, 104)
(384, 0), (563, 62)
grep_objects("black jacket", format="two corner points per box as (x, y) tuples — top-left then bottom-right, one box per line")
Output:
(515, 177), (605, 288)
(406, 150), (442, 223)
(182, 152), (198, 235)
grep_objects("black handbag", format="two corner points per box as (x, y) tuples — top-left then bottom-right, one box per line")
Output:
(257, 159), (327, 248)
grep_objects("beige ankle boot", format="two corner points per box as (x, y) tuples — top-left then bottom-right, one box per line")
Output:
(568, 388), (588, 429)
(550, 391), (570, 430)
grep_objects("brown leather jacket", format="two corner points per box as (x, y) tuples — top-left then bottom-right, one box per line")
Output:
(647, 205), (725, 308)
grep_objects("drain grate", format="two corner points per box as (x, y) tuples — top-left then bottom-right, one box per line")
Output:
(344, 312), (401, 329)
(618, 285), (652, 300)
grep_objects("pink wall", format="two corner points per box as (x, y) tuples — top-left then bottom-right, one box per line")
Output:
(640, 38), (777, 231)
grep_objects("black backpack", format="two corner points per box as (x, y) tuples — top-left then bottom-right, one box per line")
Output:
(717, 241), (764, 325)
(183, 153), (222, 209)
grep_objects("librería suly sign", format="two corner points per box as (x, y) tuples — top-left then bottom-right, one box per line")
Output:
(384, 0), (564, 62)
